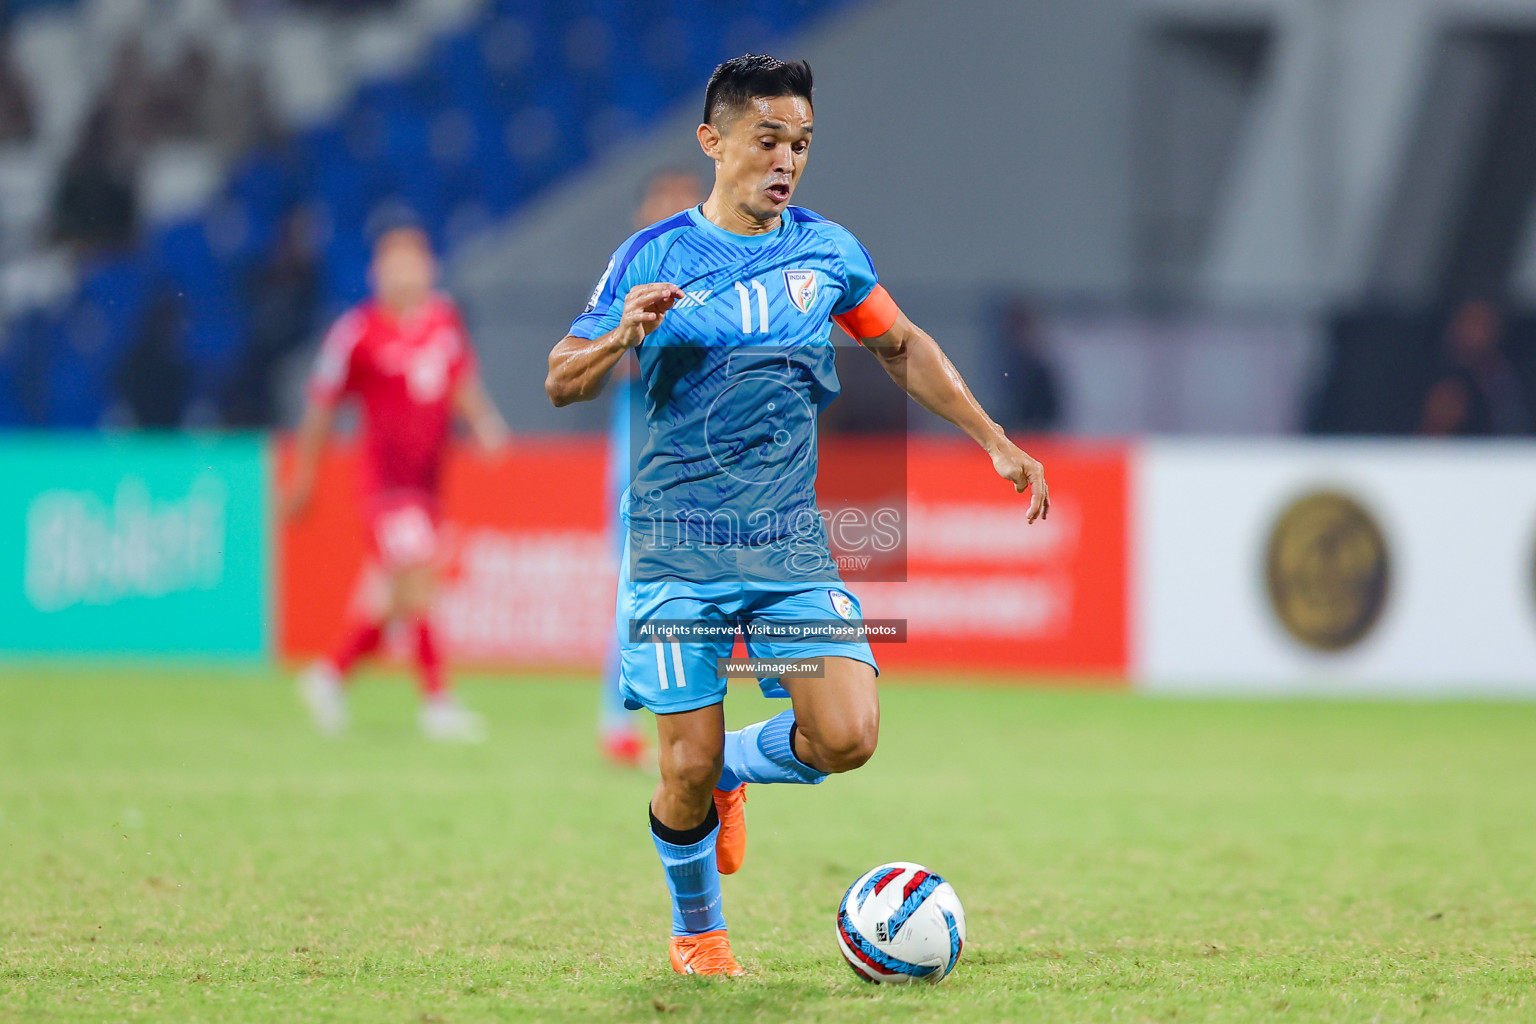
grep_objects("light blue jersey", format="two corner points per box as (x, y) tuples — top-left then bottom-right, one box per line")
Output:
(570, 204), (881, 587)
(569, 205), (882, 714)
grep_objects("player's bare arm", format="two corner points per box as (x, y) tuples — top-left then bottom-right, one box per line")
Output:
(544, 282), (684, 406)
(453, 373), (511, 452)
(281, 398), (335, 520)
(863, 313), (1050, 523)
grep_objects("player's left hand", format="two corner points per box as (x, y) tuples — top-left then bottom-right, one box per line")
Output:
(990, 442), (1050, 523)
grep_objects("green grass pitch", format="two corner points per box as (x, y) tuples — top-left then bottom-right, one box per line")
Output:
(3, 666), (1536, 1023)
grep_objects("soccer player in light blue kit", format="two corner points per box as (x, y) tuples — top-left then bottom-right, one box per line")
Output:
(600, 169), (706, 769)
(547, 55), (1050, 975)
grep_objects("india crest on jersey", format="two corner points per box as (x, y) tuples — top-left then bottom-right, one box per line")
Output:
(784, 269), (817, 313)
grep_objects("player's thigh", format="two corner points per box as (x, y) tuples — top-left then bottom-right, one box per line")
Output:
(781, 657), (880, 757)
(744, 584), (879, 701)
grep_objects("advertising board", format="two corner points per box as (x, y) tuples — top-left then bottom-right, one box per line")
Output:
(1136, 440), (1536, 695)
(0, 434), (270, 656)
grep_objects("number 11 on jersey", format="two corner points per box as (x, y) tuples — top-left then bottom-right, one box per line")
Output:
(733, 280), (770, 334)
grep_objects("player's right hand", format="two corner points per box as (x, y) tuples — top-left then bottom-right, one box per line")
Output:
(616, 283), (685, 348)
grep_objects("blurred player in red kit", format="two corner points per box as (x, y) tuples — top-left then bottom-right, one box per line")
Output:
(283, 223), (509, 741)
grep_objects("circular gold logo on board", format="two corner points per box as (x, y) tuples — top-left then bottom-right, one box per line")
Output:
(1265, 491), (1390, 651)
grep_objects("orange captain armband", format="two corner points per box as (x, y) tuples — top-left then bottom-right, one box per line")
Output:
(832, 284), (900, 342)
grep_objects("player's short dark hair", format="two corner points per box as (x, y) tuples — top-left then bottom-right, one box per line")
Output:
(702, 54), (813, 126)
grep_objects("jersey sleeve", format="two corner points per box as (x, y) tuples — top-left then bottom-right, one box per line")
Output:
(309, 309), (364, 405)
(828, 226), (899, 339)
(567, 233), (664, 340)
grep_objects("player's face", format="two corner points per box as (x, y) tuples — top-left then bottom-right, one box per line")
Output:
(703, 94), (812, 222)
(370, 229), (437, 312)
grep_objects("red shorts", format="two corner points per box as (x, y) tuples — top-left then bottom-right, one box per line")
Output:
(366, 493), (441, 569)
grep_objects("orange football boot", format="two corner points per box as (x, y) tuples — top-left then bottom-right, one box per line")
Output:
(713, 783), (748, 874)
(669, 929), (744, 976)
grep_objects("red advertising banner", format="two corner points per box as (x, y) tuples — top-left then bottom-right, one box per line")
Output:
(278, 439), (612, 668)
(277, 436), (1127, 679)
(855, 438), (1128, 678)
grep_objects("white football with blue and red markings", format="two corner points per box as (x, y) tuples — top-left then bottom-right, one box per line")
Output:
(836, 861), (966, 985)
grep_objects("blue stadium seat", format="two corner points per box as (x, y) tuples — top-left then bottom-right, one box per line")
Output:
(75, 255), (149, 369)
(46, 328), (110, 429)
(0, 309), (55, 426)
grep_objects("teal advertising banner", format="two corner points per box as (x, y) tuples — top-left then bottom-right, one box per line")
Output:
(0, 434), (270, 656)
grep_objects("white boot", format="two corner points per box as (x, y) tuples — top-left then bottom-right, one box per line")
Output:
(298, 662), (348, 736)
(419, 696), (486, 743)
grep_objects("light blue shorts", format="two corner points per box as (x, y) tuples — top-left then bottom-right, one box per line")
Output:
(615, 578), (879, 714)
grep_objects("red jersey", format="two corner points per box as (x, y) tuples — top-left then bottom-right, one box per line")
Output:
(310, 293), (476, 500)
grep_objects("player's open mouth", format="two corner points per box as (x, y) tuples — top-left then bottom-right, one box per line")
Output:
(765, 183), (791, 203)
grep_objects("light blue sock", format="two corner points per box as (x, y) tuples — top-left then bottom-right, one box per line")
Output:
(715, 763), (742, 791)
(722, 709), (827, 786)
(651, 815), (726, 936)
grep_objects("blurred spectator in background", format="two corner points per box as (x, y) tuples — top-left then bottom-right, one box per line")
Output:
(205, 55), (279, 158)
(221, 207), (321, 426)
(102, 37), (274, 159)
(116, 287), (191, 427)
(994, 297), (1061, 432)
(0, 49), (34, 144)
(1419, 298), (1531, 436)
(51, 107), (138, 251)
(98, 39), (154, 166)
(145, 43), (214, 141)
(50, 29), (273, 257)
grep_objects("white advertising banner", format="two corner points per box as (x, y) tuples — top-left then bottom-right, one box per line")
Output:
(1136, 440), (1536, 695)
